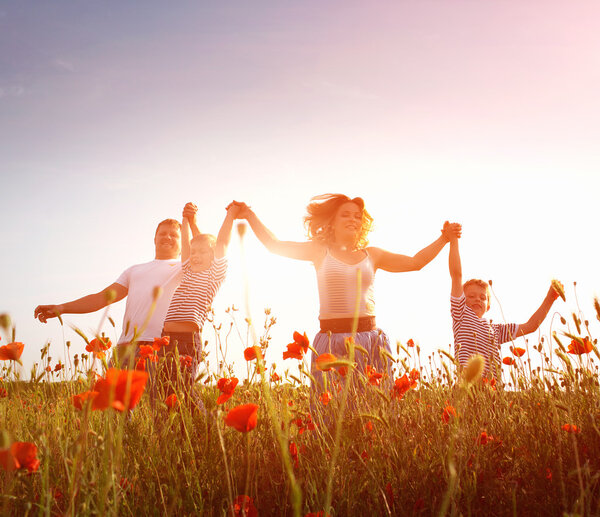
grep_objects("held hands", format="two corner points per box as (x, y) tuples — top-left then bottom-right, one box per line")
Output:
(226, 200), (252, 219)
(182, 202), (198, 223)
(34, 304), (62, 323)
(441, 221), (462, 242)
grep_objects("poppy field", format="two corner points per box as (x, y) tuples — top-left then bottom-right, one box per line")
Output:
(1, 299), (600, 517)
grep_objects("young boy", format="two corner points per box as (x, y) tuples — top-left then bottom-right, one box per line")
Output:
(154, 201), (239, 403)
(448, 232), (562, 380)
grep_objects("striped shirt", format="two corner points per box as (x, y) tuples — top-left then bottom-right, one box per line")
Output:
(316, 250), (376, 319)
(164, 256), (227, 330)
(451, 294), (519, 378)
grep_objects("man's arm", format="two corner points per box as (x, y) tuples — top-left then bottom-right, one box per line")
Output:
(517, 284), (562, 336)
(34, 282), (128, 323)
(214, 204), (239, 259)
(371, 222), (462, 273)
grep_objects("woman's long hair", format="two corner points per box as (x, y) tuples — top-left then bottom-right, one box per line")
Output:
(303, 193), (374, 249)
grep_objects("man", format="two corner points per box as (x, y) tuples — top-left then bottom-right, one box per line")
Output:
(34, 207), (199, 365)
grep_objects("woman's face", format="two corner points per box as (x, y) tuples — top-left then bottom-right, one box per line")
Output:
(332, 201), (363, 244)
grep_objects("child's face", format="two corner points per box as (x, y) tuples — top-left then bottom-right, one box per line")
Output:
(464, 285), (490, 318)
(190, 241), (214, 272)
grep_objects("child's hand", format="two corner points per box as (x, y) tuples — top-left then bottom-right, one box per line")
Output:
(442, 221), (462, 242)
(549, 279), (566, 302)
(227, 200), (252, 219)
(183, 202), (198, 221)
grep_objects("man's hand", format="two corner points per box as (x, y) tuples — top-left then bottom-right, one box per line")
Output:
(442, 221), (462, 242)
(183, 202), (198, 222)
(34, 304), (62, 323)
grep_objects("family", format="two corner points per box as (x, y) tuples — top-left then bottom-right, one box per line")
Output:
(34, 194), (562, 400)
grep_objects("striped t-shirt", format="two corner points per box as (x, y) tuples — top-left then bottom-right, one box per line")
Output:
(164, 256), (227, 330)
(451, 294), (519, 378)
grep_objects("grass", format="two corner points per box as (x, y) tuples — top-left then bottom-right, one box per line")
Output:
(1, 299), (600, 517)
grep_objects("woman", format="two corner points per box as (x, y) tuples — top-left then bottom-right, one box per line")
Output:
(234, 194), (460, 388)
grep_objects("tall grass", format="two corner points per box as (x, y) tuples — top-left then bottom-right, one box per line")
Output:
(1, 297), (600, 516)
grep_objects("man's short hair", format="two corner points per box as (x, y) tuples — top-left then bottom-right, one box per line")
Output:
(155, 219), (181, 236)
(191, 233), (217, 250)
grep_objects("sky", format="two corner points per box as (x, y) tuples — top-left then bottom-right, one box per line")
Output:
(1, 1), (599, 382)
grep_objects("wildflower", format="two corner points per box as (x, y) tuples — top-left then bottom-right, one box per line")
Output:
(385, 482), (395, 508)
(153, 336), (169, 350)
(243, 346), (262, 361)
(54, 363), (63, 372)
(319, 390), (332, 406)
(315, 353), (336, 371)
(360, 450), (369, 460)
(45, 365), (52, 372)
(364, 420), (374, 433)
(502, 357), (515, 366)
(71, 390), (98, 410)
(545, 467), (552, 480)
(477, 431), (493, 445)
(0, 442), (40, 472)
(441, 404), (457, 424)
(407, 338), (415, 347)
(138, 344), (158, 362)
(294, 414), (316, 434)
(561, 424), (581, 434)
(179, 355), (193, 368)
(270, 371), (280, 382)
(86, 337), (111, 359)
(289, 441), (299, 468)
(283, 331), (310, 360)
(0, 342), (24, 361)
(0, 387), (7, 398)
(216, 377), (239, 405)
(91, 368), (148, 411)
(232, 495), (258, 517)
(165, 393), (178, 409)
(225, 404), (259, 432)
(135, 358), (146, 371)
(391, 372), (417, 400)
(510, 346), (526, 357)
(567, 337), (593, 355)
(366, 365), (383, 386)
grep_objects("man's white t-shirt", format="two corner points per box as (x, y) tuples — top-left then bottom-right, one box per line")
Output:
(115, 259), (182, 344)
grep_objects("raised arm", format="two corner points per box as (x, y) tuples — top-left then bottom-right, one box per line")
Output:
(214, 204), (239, 259)
(34, 282), (128, 323)
(449, 232), (463, 297)
(371, 222), (462, 273)
(238, 203), (322, 262)
(517, 283), (562, 336)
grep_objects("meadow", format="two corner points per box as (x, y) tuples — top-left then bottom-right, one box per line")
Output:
(1, 297), (599, 517)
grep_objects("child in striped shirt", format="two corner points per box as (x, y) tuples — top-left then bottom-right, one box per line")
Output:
(448, 232), (562, 381)
(156, 201), (239, 405)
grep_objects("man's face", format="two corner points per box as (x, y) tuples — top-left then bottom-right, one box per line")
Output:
(464, 284), (489, 318)
(154, 223), (181, 259)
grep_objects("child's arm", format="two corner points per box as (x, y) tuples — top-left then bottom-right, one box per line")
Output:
(371, 221), (462, 273)
(181, 202), (198, 264)
(517, 283), (563, 336)
(214, 204), (240, 259)
(236, 202), (321, 262)
(449, 227), (463, 298)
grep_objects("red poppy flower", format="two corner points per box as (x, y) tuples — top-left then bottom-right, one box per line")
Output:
(502, 357), (515, 366)
(289, 441), (299, 468)
(152, 336), (170, 350)
(138, 345), (158, 362)
(86, 337), (111, 359)
(315, 353), (337, 371)
(283, 342), (305, 360)
(179, 355), (193, 368)
(477, 431), (493, 445)
(243, 346), (262, 361)
(441, 405), (457, 424)
(545, 467), (552, 480)
(45, 365), (52, 372)
(225, 404), (258, 432)
(0, 387), (7, 398)
(364, 420), (374, 433)
(71, 390), (99, 410)
(54, 363), (63, 372)
(319, 390), (332, 406)
(216, 377), (239, 404)
(385, 482), (395, 507)
(561, 423), (581, 434)
(510, 346), (526, 357)
(293, 331), (310, 351)
(270, 371), (280, 382)
(0, 342), (24, 361)
(365, 365), (383, 386)
(91, 368), (148, 412)
(567, 337), (593, 355)
(135, 358), (146, 371)
(407, 339), (415, 347)
(0, 442), (40, 472)
(391, 373), (417, 400)
(165, 393), (178, 409)
(232, 495), (258, 517)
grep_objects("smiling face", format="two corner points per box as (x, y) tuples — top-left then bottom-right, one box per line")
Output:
(464, 283), (490, 318)
(331, 201), (363, 247)
(154, 222), (181, 260)
(190, 240), (215, 272)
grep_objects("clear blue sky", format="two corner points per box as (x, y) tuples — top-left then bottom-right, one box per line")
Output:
(2, 1), (599, 381)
